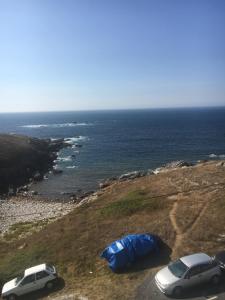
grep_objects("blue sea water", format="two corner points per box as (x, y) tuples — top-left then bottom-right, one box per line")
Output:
(0, 107), (224, 197)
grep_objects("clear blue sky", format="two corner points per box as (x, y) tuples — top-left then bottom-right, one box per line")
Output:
(0, 0), (225, 112)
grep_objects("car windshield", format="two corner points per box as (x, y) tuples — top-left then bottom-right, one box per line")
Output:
(168, 259), (188, 278)
(15, 273), (24, 284)
(46, 264), (54, 272)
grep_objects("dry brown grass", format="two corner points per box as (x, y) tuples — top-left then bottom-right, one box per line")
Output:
(0, 160), (225, 299)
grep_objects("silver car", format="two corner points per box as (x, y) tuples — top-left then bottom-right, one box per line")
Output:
(155, 253), (221, 296)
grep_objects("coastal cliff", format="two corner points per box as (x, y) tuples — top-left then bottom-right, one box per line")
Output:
(0, 134), (66, 194)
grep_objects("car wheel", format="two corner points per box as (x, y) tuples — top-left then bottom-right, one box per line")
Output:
(173, 286), (183, 297)
(8, 294), (17, 300)
(211, 274), (220, 285)
(45, 281), (54, 290)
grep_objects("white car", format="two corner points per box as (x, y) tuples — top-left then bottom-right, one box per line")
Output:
(1, 263), (57, 300)
(155, 253), (221, 296)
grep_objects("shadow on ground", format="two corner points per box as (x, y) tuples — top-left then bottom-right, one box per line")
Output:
(119, 235), (172, 274)
(19, 277), (65, 300)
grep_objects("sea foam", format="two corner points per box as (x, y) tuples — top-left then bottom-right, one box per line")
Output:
(56, 156), (72, 162)
(21, 122), (92, 128)
(64, 136), (88, 145)
(209, 154), (225, 159)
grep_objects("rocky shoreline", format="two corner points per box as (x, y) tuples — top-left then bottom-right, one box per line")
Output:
(0, 134), (70, 196)
(98, 159), (195, 190)
(1, 157), (224, 235)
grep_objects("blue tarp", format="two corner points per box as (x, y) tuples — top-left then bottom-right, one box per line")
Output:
(100, 234), (158, 272)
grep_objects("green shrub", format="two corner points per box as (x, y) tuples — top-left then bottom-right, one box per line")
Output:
(100, 190), (164, 217)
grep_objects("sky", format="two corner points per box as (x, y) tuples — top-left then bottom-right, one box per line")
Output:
(0, 0), (225, 112)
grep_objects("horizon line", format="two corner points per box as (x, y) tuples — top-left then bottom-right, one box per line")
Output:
(0, 105), (225, 114)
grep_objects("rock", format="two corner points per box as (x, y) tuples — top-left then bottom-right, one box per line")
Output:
(48, 138), (68, 152)
(17, 185), (29, 193)
(75, 144), (82, 148)
(52, 169), (63, 175)
(197, 159), (208, 164)
(153, 167), (164, 175)
(33, 171), (43, 182)
(119, 171), (147, 181)
(164, 160), (192, 169)
(147, 169), (154, 175)
(216, 161), (225, 167)
(8, 188), (16, 197)
(80, 191), (94, 199)
(99, 182), (110, 189)
(153, 161), (193, 174)
(30, 190), (38, 196)
(18, 243), (27, 250)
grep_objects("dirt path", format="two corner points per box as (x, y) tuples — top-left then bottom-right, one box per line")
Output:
(169, 200), (183, 258)
(169, 197), (209, 258)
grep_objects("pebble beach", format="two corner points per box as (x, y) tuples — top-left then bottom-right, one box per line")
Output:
(0, 196), (76, 234)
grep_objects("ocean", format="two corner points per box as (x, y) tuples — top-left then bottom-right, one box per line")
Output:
(0, 107), (224, 197)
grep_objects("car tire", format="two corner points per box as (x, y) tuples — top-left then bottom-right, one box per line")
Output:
(211, 274), (220, 285)
(7, 294), (17, 300)
(45, 281), (54, 290)
(173, 286), (183, 297)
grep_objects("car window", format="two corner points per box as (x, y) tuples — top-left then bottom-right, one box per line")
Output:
(168, 259), (189, 278)
(46, 264), (54, 272)
(200, 261), (218, 272)
(36, 271), (49, 280)
(15, 273), (24, 284)
(20, 274), (35, 285)
(189, 266), (202, 277)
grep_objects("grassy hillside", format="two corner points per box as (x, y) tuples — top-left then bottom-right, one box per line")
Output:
(0, 160), (225, 299)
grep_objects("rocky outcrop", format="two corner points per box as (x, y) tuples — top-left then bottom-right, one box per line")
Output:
(99, 170), (154, 189)
(153, 160), (193, 174)
(0, 134), (69, 195)
(164, 160), (193, 168)
(119, 171), (147, 181)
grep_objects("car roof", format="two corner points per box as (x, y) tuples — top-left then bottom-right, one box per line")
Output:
(24, 264), (47, 276)
(180, 253), (211, 268)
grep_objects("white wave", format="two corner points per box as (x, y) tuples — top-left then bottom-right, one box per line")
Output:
(21, 122), (92, 128)
(209, 154), (217, 158)
(71, 148), (80, 153)
(56, 156), (72, 162)
(209, 154), (225, 159)
(65, 136), (88, 145)
(66, 165), (78, 169)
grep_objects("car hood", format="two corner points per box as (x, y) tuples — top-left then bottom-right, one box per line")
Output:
(2, 278), (17, 294)
(156, 266), (179, 286)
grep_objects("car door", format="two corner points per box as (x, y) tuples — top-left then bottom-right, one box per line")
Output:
(182, 265), (204, 288)
(35, 270), (50, 289)
(199, 261), (220, 281)
(17, 274), (38, 296)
